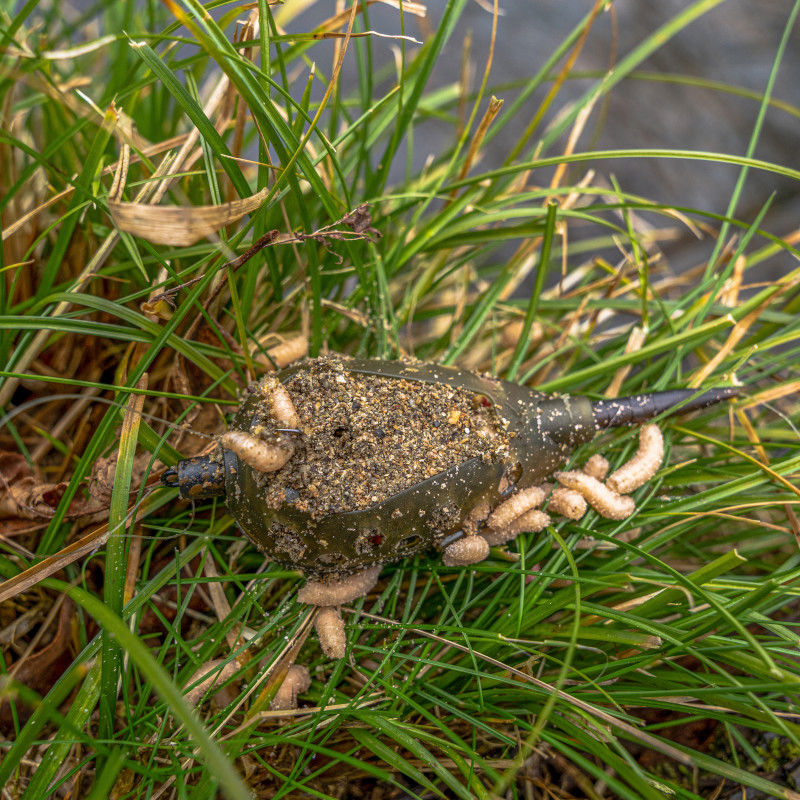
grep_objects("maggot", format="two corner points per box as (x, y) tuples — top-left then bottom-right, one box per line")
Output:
(582, 454), (610, 481)
(219, 430), (293, 474)
(486, 486), (546, 529)
(297, 565), (382, 606)
(258, 332), (309, 371)
(260, 375), (301, 430)
(553, 471), (636, 521)
(184, 658), (240, 708)
(547, 487), (588, 520)
(270, 664), (311, 711)
(606, 424), (664, 494)
(313, 607), (347, 660)
(482, 509), (551, 546)
(442, 534), (490, 566)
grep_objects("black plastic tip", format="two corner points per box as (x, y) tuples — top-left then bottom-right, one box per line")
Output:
(163, 454), (226, 499)
(161, 467), (179, 488)
(592, 386), (741, 429)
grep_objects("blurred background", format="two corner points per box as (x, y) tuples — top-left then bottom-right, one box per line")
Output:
(285, 0), (800, 277)
(38, 0), (800, 279)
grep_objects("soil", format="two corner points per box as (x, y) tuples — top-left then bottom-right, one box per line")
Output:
(253, 356), (510, 519)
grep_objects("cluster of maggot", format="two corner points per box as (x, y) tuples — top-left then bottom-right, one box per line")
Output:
(217, 373), (666, 685)
(443, 423), (664, 566)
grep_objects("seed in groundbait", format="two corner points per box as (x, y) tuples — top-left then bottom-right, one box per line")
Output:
(606, 424), (664, 494)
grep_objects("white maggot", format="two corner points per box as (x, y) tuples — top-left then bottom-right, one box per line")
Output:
(547, 487), (588, 520)
(486, 486), (546, 529)
(554, 471), (635, 520)
(442, 535), (490, 566)
(606, 424), (664, 494)
(582, 454), (610, 481)
(482, 509), (551, 546)
(261, 333), (308, 370)
(261, 375), (301, 429)
(313, 607), (346, 660)
(184, 658), (239, 707)
(270, 664), (312, 711)
(219, 430), (294, 473)
(297, 565), (382, 606)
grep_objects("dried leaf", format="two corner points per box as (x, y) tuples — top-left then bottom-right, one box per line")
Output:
(0, 453), (67, 520)
(0, 597), (75, 730)
(340, 203), (380, 238)
(139, 297), (174, 321)
(87, 452), (155, 507)
(109, 187), (268, 246)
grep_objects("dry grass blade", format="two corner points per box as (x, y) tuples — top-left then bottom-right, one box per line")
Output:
(735, 407), (800, 548)
(0, 68), (232, 409)
(0, 490), (163, 605)
(690, 294), (779, 388)
(203, 558), (241, 650)
(2, 133), (190, 243)
(109, 188), (268, 246)
(604, 325), (647, 397)
(454, 95), (503, 184)
(740, 380), (800, 409)
(226, 694), (386, 732)
(276, 0), (427, 27)
(374, 0), (427, 15)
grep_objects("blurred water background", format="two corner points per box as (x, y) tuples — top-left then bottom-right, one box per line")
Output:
(55, 0), (800, 277)
(288, 0), (800, 278)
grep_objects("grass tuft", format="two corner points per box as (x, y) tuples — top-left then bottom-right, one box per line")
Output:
(2, 1), (800, 798)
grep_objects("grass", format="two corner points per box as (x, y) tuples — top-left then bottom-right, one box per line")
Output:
(2, 0), (800, 797)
